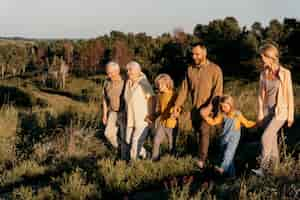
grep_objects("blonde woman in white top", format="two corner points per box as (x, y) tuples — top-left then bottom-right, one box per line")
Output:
(252, 44), (294, 176)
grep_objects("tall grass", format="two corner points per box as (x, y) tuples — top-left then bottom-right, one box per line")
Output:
(0, 76), (299, 199)
(98, 156), (196, 194)
(0, 105), (18, 138)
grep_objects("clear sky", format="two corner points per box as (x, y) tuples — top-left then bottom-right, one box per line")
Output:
(0, 0), (299, 39)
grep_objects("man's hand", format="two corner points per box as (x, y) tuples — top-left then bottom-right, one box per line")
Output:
(255, 119), (263, 128)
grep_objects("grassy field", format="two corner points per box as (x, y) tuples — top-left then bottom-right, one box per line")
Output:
(0, 74), (300, 200)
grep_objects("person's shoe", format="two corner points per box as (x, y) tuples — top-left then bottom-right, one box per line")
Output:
(251, 168), (265, 177)
(214, 166), (224, 175)
(140, 151), (151, 160)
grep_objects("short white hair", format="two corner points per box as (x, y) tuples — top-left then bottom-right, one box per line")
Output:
(106, 61), (120, 71)
(126, 61), (141, 71)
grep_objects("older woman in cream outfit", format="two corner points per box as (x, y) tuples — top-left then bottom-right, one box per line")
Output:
(252, 44), (294, 176)
(124, 61), (154, 160)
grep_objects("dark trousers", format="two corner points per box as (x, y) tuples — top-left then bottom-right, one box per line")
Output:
(191, 108), (211, 162)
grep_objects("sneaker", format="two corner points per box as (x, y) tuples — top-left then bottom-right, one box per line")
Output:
(251, 168), (265, 177)
(139, 151), (151, 160)
(214, 166), (224, 175)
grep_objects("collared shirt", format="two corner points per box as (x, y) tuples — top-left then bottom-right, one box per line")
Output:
(102, 78), (125, 112)
(175, 60), (223, 109)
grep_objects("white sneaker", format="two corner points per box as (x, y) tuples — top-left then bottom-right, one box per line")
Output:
(251, 168), (264, 177)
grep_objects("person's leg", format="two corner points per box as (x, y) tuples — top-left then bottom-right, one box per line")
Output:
(220, 133), (240, 177)
(137, 126), (149, 159)
(198, 120), (211, 167)
(270, 129), (280, 169)
(166, 128), (174, 153)
(104, 111), (119, 148)
(261, 118), (285, 171)
(118, 119), (128, 160)
(152, 125), (166, 160)
(171, 126), (178, 155)
(130, 126), (149, 160)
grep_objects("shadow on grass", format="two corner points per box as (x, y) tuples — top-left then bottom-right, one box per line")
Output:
(38, 87), (89, 102)
(0, 156), (100, 194)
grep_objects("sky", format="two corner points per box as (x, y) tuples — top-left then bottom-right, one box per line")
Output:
(0, 0), (299, 39)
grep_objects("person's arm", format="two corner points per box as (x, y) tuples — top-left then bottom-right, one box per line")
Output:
(102, 88), (108, 125)
(200, 104), (223, 125)
(238, 113), (256, 128)
(257, 73), (265, 122)
(174, 73), (189, 111)
(286, 70), (294, 127)
(145, 95), (157, 124)
(140, 78), (156, 122)
(153, 94), (161, 117)
(203, 113), (223, 126)
(213, 66), (223, 98)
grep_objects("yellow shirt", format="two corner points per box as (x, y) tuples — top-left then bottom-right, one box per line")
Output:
(203, 111), (256, 131)
(157, 90), (177, 128)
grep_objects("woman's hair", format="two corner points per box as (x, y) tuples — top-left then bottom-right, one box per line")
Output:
(106, 61), (120, 72)
(259, 43), (280, 63)
(154, 73), (174, 90)
(126, 61), (141, 71)
(219, 95), (235, 111)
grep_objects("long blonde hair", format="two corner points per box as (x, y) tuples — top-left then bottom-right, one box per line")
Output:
(220, 95), (235, 112)
(259, 43), (280, 64)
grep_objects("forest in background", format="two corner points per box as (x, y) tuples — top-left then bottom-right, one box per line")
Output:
(1, 17), (300, 85)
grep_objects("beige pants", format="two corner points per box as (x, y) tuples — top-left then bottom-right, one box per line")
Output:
(104, 111), (127, 158)
(261, 110), (286, 170)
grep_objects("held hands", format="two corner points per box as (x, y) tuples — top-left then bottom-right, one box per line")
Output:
(170, 107), (181, 119)
(256, 120), (263, 128)
(102, 114), (107, 125)
(145, 114), (155, 124)
(200, 104), (213, 117)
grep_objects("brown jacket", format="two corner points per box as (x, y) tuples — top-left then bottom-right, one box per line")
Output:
(175, 60), (223, 109)
(258, 66), (294, 122)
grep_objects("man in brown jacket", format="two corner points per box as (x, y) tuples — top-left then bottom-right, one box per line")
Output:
(173, 42), (223, 168)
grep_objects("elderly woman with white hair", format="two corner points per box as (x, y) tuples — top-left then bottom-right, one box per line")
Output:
(124, 61), (154, 160)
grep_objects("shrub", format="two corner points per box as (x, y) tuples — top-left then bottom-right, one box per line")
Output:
(12, 186), (34, 200)
(98, 156), (196, 193)
(60, 167), (99, 200)
(0, 160), (46, 187)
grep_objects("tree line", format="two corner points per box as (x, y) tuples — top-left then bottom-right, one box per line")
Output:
(1, 17), (300, 84)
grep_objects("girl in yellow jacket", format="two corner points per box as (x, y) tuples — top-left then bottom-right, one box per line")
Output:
(148, 74), (180, 161)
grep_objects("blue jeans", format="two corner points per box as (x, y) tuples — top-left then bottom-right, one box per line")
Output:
(126, 126), (149, 160)
(220, 131), (240, 177)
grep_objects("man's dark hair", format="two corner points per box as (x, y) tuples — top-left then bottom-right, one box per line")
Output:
(191, 42), (206, 49)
